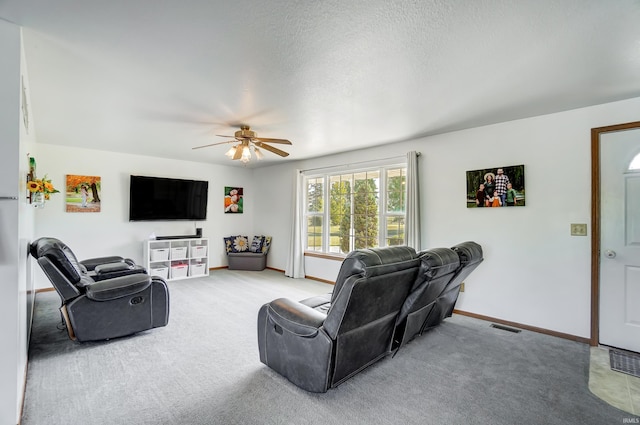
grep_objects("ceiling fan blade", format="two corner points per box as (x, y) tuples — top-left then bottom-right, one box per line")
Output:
(255, 141), (290, 157)
(192, 140), (234, 150)
(253, 137), (292, 145)
(232, 145), (244, 160)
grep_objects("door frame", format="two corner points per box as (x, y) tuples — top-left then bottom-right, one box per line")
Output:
(590, 120), (640, 346)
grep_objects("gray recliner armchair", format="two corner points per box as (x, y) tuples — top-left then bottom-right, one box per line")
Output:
(257, 246), (421, 392)
(30, 237), (170, 342)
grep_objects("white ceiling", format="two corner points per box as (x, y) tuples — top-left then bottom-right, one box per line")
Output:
(2, 0), (640, 167)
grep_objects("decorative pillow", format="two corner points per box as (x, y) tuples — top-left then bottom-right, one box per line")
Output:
(223, 236), (236, 254)
(249, 235), (265, 253)
(231, 235), (249, 253)
(223, 235), (249, 253)
(262, 236), (272, 254)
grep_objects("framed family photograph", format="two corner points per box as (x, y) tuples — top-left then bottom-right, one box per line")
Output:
(466, 165), (525, 208)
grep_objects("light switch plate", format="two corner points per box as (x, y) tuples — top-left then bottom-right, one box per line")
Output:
(571, 223), (587, 236)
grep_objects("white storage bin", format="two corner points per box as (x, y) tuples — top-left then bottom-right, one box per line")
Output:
(189, 262), (206, 276)
(191, 245), (207, 257)
(150, 266), (169, 280)
(171, 247), (188, 259)
(150, 248), (169, 261)
(171, 264), (189, 279)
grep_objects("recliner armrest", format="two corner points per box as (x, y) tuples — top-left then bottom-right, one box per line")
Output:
(80, 256), (125, 271)
(267, 298), (327, 337)
(299, 293), (332, 314)
(85, 274), (152, 301)
(90, 263), (147, 282)
(94, 262), (131, 274)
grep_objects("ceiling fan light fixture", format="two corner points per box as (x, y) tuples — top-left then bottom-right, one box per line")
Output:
(192, 125), (291, 162)
(240, 145), (251, 163)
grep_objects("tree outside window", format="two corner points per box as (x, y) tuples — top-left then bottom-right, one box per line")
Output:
(306, 177), (324, 251)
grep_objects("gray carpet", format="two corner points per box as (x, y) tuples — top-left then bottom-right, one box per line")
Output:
(22, 270), (634, 425)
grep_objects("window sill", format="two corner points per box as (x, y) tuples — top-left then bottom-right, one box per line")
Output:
(304, 251), (345, 261)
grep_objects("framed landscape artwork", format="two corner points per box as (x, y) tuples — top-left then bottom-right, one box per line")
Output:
(466, 165), (525, 208)
(66, 175), (101, 212)
(224, 186), (243, 213)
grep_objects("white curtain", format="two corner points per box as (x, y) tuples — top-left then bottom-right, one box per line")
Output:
(405, 151), (421, 251)
(285, 169), (305, 278)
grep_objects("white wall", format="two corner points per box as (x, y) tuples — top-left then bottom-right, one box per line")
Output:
(254, 96), (640, 339)
(26, 80), (640, 341)
(0, 22), (36, 425)
(32, 144), (254, 289)
(18, 29), (37, 425)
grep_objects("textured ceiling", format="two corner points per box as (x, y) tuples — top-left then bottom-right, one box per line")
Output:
(2, 0), (640, 167)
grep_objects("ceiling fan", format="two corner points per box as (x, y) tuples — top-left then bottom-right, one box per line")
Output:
(192, 125), (291, 163)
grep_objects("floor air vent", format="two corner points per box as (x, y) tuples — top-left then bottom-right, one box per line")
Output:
(490, 324), (522, 333)
(609, 349), (640, 378)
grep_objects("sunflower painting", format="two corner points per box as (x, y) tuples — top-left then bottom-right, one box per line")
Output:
(66, 175), (101, 212)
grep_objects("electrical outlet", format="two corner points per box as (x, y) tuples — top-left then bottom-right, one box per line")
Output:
(571, 223), (587, 236)
(460, 282), (465, 292)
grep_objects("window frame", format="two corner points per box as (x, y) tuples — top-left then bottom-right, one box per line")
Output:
(303, 162), (407, 256)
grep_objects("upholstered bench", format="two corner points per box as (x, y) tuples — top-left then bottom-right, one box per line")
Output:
(227, 252), (267, 271)
(224, 235), (271, 271)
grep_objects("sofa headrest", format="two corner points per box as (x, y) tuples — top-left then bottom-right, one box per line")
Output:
(451, 241), (483, 267)
(339, 246), (418, 279)
(418, 248), (460, 280)
(30, 237), (82, 284)
(326, 246), (421, 337)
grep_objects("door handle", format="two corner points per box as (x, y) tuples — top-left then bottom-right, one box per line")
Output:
(604, 249), (616, 259)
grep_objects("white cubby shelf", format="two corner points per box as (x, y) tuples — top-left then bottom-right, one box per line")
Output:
(144, 238), (209, 281)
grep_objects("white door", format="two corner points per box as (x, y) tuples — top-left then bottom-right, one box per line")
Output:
(600, 128), (640, 352)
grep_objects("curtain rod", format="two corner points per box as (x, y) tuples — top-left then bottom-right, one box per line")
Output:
(300, 152), (420, 174)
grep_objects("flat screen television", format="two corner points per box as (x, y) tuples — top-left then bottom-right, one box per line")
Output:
(129, 175), (209, 221)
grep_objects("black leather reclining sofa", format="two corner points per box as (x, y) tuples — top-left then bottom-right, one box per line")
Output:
(257, 241), (483, 392)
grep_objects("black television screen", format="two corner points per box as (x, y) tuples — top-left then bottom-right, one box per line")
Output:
(129, 175), (208, 221)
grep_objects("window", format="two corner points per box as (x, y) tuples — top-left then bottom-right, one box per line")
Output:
(304, 164), (407, 255)
(306, 177), (324, 252)
(630, 152), (640, 171)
